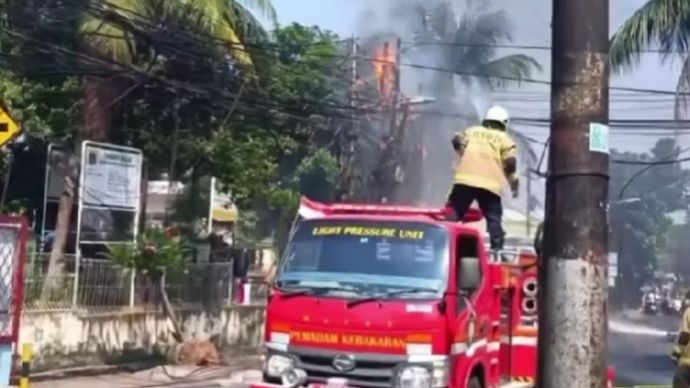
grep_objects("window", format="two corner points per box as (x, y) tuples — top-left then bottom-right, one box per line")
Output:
(277, 219), (450, 296)
(456, 234), (481, 294)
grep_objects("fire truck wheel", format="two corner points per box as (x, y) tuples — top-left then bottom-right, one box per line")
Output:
(468, 376), (483, 388)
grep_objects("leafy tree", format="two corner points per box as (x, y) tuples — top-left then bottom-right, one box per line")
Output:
(0, 72), (81, 225)
(1, 0), (279, 297)
(213, 24), (345, 249)
(3, 0), (345, 293)
(108, 227), (189, 342)
(609, 138), (689, 304)
(75, 0), (276, 139)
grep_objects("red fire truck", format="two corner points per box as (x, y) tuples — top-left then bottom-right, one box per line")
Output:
(249, 198), (615, 388)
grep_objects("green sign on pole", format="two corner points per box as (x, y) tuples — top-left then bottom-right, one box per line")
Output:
(589, 122), (609, 154)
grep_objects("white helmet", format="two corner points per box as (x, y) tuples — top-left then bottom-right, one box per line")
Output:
(483, 105), (510, 127)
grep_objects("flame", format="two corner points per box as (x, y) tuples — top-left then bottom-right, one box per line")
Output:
(373, 42), (397, 103)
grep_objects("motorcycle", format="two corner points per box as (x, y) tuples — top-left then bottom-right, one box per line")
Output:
(643, 292), (659, 315)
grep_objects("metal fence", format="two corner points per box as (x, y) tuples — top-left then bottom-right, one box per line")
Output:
(22, 253), (267, 312)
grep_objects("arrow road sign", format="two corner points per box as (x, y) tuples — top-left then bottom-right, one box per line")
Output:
(0, 101), (20, 148)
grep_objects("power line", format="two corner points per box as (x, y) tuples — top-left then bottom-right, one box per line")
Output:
(400, 40), (677, 54)
(5, 0), (690, 99)
(6, 1), (690, 157)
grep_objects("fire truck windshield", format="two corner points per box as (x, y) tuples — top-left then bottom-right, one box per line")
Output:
(276, 219), (449, 297)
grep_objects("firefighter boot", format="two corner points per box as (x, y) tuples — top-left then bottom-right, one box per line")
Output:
(490, 236), (508, 262)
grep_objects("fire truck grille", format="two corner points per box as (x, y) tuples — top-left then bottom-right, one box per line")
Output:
(293, 350), (401, 388)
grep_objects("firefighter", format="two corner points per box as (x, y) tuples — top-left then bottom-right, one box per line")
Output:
(672, 290), (690, 388)
(448, 105), (519, 252)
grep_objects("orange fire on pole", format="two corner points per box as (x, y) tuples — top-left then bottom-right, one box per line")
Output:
(373, 41), (397, 105)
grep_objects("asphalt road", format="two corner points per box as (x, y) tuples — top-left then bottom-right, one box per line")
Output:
(609, 310), (678, 386)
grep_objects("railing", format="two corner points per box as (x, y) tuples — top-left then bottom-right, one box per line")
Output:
(23, 252), (270, 312)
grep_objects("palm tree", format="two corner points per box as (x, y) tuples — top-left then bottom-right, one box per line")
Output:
(78, 0), (276, 139)
(610, 0), (690, 120)
(43, 0), (276, 298)
(411, 1), (542, 99)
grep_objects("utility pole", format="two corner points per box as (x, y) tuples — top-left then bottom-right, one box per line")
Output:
(537, 0), (609, 386)
(525, 172), (532, 237)
(341, 36), (359, 202)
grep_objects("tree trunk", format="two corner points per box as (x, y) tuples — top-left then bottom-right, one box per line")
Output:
(82, 75), (117, 142)
(41, 154), (77, 300)
(41, 76), (118, 300)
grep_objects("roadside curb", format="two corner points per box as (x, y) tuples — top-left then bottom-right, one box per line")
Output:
(9, 361), (156, 384)
(9, 354), (263, 385)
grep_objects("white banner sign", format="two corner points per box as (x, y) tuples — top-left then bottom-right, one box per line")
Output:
(81, 142), (142, 209)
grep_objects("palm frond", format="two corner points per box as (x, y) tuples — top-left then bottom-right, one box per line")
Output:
(231, 1), (272, 43)
(429, 2), (456, 41)
(229, 1), (273, 75)
(79, 0), (145, 62)
(452, 10), (513, 72)
(236, 0), (277, 24)
(158, 0), (252, 66)
(610, 0), (690, 71)
(467, 54), (542, 89)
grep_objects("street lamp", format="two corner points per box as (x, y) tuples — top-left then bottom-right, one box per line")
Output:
(405, 95), (436, 105)
(612, 197), (642, 206)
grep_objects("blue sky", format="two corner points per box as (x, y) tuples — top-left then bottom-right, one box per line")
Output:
(272, 0), (360, 35)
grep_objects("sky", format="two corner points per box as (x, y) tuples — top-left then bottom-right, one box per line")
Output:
(271, 0), (683, 152)
(269, 0), (684, 210)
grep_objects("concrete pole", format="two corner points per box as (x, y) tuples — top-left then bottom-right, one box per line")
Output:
(537, 0), (610, 386)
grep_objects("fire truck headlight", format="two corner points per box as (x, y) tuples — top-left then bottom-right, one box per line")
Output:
(396, 366), (431, 388)
(281, 368), (307, 387)
(430, 360), (449, 387)
(265, 354), (294, 377)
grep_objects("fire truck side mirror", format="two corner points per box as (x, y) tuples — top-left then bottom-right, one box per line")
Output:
(458, 256), (481, 291)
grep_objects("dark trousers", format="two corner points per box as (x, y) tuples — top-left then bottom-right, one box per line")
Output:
(447, 184), (505, 250)
(674, 365), (690, 388)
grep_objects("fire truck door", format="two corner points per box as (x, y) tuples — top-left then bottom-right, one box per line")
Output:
(452, 234), (486, 386)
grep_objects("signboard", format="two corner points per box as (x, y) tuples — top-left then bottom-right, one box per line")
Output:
(81, 142), (142, 210)
(0, 102), (20, 148)
(207, 177), (238, 232)
(589, 122), (610, 154)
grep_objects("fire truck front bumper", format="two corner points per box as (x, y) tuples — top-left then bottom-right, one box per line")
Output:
(249, 381), (355, 388)
(262, 344), (449, 388)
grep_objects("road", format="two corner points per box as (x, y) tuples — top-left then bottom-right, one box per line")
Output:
(24, 363), (263, 388)
(609, 310), (677, 386)
(18, 312), (679, 387)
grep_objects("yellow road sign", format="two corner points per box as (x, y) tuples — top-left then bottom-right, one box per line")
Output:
(0, 101), (20, 148)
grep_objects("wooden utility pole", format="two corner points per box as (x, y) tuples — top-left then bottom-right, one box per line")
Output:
(525, 172), (532, 237)
(537, 0), (609, 386)
(341, 36), (360, 201)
